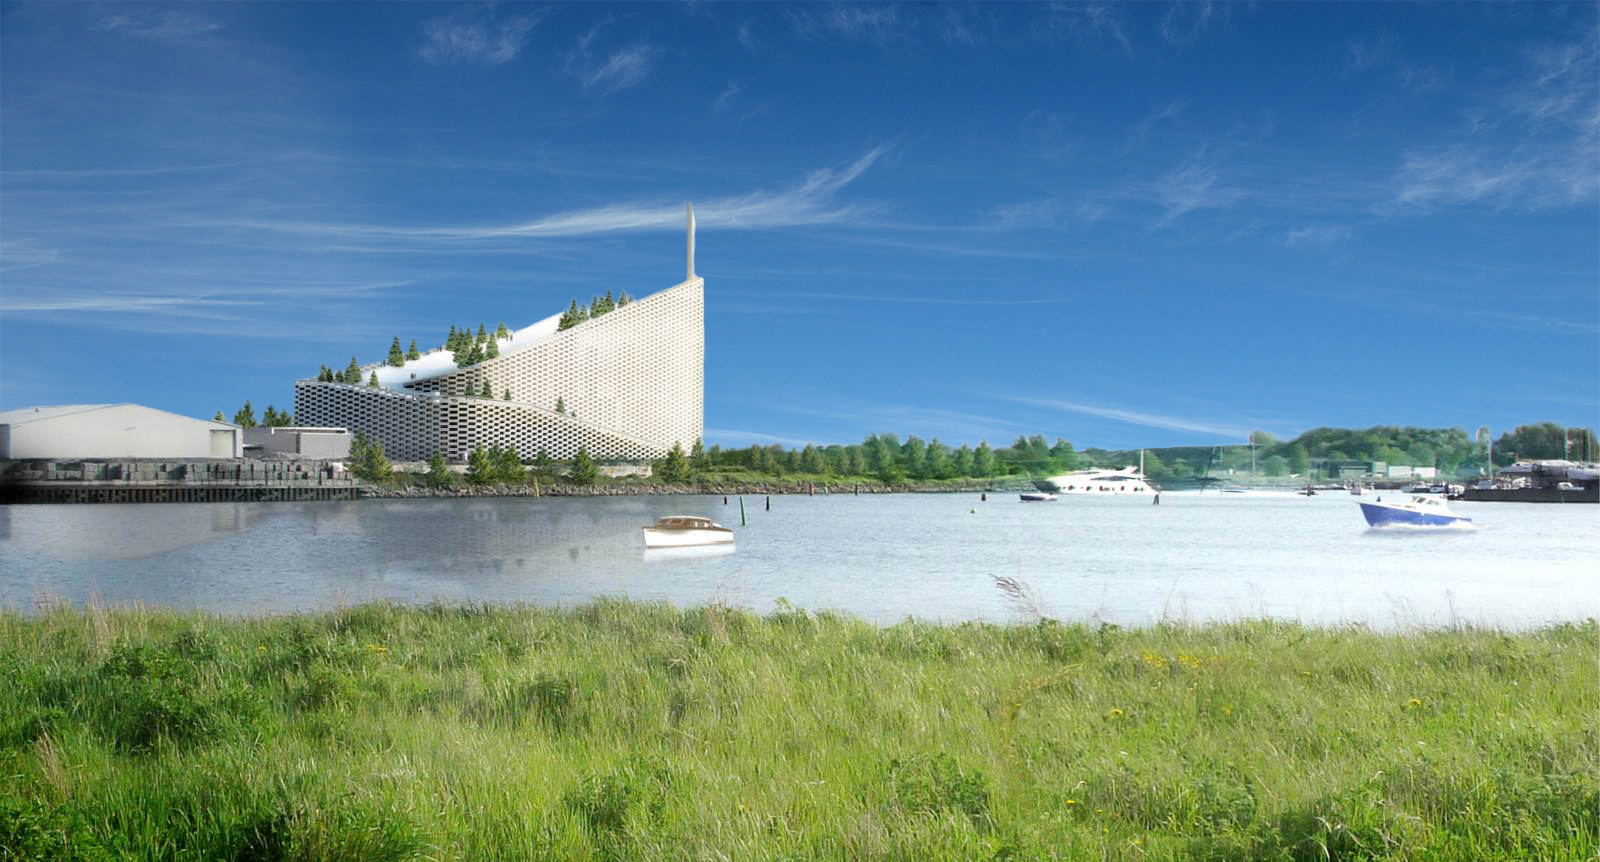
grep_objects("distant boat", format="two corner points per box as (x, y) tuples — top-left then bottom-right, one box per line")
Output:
(1035, 466), (1154, 496)
(1019, 492), (1057, 502)
(642, 516), (734, 549)
(1358, 496), (1473, 529)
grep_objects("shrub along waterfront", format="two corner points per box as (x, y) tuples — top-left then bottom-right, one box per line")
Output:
(2, 602), (1594, 861)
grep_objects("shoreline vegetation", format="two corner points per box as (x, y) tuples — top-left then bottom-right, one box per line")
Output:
(3, 600), (1594, 861)
(339, 423), (1598, 498)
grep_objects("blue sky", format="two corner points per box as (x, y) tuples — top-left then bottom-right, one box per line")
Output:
(2, 2), (1595, 450)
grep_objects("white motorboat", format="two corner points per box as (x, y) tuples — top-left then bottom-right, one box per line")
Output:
(1035, 466), (1154, 496)
(1357, 496), (1473, 529)
(1019, 492), (1057, 502)
(642, 515), (735, 549)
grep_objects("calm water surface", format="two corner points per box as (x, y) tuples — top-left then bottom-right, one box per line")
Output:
(1, 492), (1595, 628)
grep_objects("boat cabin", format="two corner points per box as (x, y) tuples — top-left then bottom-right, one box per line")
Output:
(651, 516), (724, 530)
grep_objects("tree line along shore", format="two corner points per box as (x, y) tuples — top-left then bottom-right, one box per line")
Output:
(334, 423), (1598, 490)
(2, 601), (1594, 861)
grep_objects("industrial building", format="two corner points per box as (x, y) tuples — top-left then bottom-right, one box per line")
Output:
(242, 426), (352, 460)
(294, 207), (705, 462)
(0, 404), (243, 460)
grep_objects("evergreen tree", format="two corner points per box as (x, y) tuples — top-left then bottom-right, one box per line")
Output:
(349, 430), (369, 467)
(368, 371), (380, 389)
(926, 439), (952, 479)
(592, 290), (614, 317)
(271, 407), (293, 427)
(466, 343), (483, 366)
(555, 397), (566, 415)
(447, 325), (458, 350)
(452, 338), (470, 368)
(568, 447), (598, 484)
(617, 291), (631, 307)
(233, 401), (258, 428)
(504, 389), (512, 401)
(657, 441), (692, 483)
(213, 411), (226, 422)
(486, 338), (499, 359)
(465, 443), (496, 485)
(972, 440), (996, 477)
(559, 300), (580, 331)
(690, 438), (707, 470)
(496, 321), (509, 339)
(387, 337), (405, 367)
(425, 453), (455, 488)
(576, 304), (589, 324)
(317, 365), (332, 382)
(497, 445), (526, 483)
(363, 438), (393, 482)
(476, 323), (487, 343)
(532, 448), (553, 476)
(262, 406), (278, 426)
(407, 339), (421, 360)
(344, 357), (362, 384)
(952, 444), (974, 477)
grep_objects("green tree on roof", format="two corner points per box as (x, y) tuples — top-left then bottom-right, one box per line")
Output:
(407, 339), (421, 361)
(496, 321), (509, 339)
(617, 291), (631, 307)
(368, 371), (380, 389)
(233, 401), (257, 428)
(555, 397), (565, 415)
(344, 357), (362, 384)
(486, 338), (499, 359)
(387, 337), (405, 367)
(446, 325), (458, 350)
(213, 411), (226, 422)
(477, 323), (487, 343)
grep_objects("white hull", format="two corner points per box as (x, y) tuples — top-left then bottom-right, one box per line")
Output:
(1037, 467), (1155, 495)
(642, 528), (734, 549)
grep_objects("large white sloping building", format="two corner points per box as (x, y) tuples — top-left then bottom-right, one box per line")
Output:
(294, 207), (705, 462)
(0, 404), (243, 459)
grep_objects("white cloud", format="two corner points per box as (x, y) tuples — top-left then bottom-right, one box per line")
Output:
(714, 80), (747, 112)
(1030, 3), (1132, 54)
(95, 12), (220, 40)
(1150, 155), (1240, 226)
(788, 5), (909, 48)
(1386, 37), (1598, 213)
(419, 10), (540, 67)
(993, 394), (1250, 440)
(0, 240), (59, 272)
(565, 21), (660, 95)
(232, 147), (890, 242)
(1285, 224), (1353, 247)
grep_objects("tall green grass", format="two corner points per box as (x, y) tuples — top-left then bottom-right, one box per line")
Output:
(1, 600), (1594, 861)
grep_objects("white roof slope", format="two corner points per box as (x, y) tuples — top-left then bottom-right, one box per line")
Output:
(370, 312), (563, 389)
(0, 403), (237, 428)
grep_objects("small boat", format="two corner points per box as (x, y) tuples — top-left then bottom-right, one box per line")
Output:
(642, 515), (734, 549)
(1019, 492), (1057, 502)
(1357, 496), (1473, 529)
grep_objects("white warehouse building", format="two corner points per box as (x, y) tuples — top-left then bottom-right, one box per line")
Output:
(294, 206), (705, 462)
(0, 404), (243, 460)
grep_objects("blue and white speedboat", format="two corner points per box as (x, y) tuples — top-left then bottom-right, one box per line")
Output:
(1357, 495), (1472, 529)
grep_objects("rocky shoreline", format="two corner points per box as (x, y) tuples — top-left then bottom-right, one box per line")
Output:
(357, 478), (1037, 499)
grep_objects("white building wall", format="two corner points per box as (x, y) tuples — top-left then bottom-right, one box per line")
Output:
(0, 404), (242, 459)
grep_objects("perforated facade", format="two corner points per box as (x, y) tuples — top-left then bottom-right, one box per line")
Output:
(294, 277), (703, 462)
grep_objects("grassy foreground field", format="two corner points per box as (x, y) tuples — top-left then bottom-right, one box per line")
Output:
(1, 601), (1595, 861)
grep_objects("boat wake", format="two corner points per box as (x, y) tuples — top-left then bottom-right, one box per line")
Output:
(1364, 521), (1483, 535)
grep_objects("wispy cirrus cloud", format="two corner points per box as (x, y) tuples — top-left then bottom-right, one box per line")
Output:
(1149, 153), (1241, 226)
(993, 394), (1251, 440)
(1386, 37), (1597, 213)
(566, 21), (660, 95)
(94, 11), (220, 40)
(1285, 224), (1353, 247)
(713, 80), (747, 112)
(228, 147), (891, 242)
(1030, 3), (1132, 54)
(420, 8), (542, 67)
(0, 240), (59, 273)
(788, 5), (910, 49)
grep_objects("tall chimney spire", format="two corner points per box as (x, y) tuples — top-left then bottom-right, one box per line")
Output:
(686, 201), (696, 280)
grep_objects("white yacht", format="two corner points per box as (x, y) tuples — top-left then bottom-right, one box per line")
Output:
(642, 515), (735, 549)
(1034, 466), (1155, 496)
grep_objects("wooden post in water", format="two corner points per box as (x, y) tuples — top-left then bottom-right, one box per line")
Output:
(765, 495), (771, 511)
(738, 497), (747, 526)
